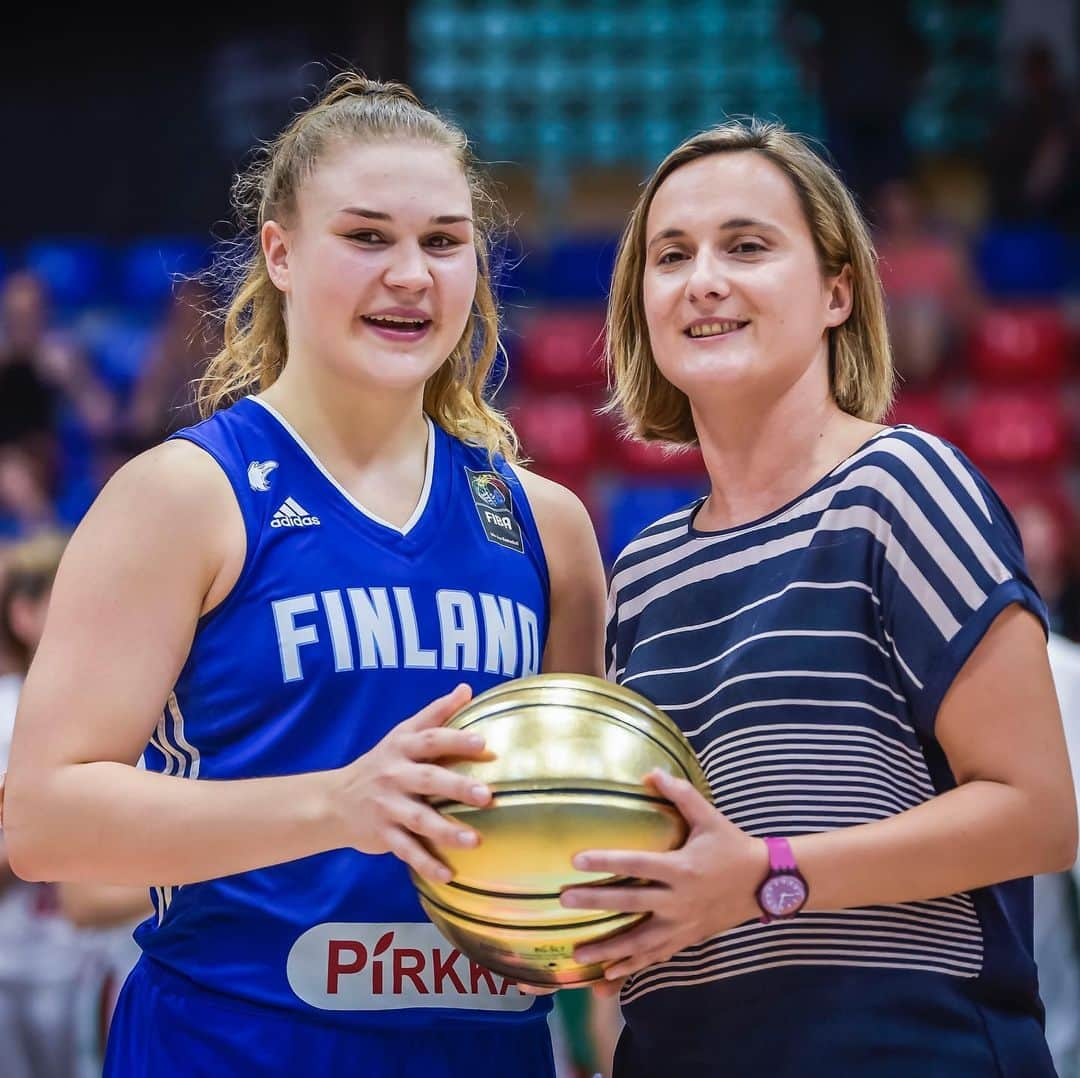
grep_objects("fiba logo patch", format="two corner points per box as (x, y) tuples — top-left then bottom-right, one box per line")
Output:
(472, 474), (508, 510)
(466, 469), (523, 553)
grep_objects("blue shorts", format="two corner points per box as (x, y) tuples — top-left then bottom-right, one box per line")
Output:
(104, 958), (555, 1078)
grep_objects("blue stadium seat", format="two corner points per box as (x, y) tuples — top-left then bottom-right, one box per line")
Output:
(0, 512), (25, 540)
(605, 482), (706, 565)
(83, 316), (155, 399)
(120, 237), (208, 312)
(490, 235), (541, 303)
(54, 471), (99, 528)
(22, 239), (111, 310)
(975, 226), (1068, 299)
(1069, 235), (1080, 288)
(540, 234), (618, 302)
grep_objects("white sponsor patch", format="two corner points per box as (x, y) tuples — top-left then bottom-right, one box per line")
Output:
(286, 922), (535, 1012)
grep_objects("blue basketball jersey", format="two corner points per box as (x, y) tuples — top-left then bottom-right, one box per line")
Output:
(135, 395), (552, 1030)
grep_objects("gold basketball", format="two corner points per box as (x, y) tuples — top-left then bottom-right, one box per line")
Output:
(409, 673), (711, 988)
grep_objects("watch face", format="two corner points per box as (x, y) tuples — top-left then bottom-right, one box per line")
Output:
(761, 874), (807, 917)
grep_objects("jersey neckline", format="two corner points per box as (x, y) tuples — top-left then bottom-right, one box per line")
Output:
(248, 396), (437, 538)
(687, 424), (901, 539)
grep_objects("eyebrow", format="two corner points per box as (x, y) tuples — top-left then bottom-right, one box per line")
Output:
(646, 217), (780, 250)
(339, 207), (473, 225)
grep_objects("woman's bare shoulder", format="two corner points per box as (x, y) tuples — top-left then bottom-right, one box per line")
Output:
(62, 438), (244, 611)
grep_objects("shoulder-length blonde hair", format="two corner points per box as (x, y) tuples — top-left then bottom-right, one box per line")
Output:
(197, 72), (518, 461)
(606, 118), (893, 444)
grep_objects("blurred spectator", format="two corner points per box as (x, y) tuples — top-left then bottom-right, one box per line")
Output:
(0, 530), (90, 1078)
(783, 0), (929, 197)
(1035, 632), (1080, 1078)
(987, 39), (1080, 229)
(996, 474), (1073, 634)
(1019, 501), (1069, 630)
(1055, 524), (1080, 645)
(588, 991), (620, 1078)
(0, 272), (114, 532)
(58, 881), (150, 1074)
(873, 179), (984, 384)
(126, 279), (219, 448)
(549, 989), (618, 1078)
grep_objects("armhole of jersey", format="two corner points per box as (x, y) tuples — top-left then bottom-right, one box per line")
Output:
(496, 458), (553, 637)
(167, 431), (259, 630)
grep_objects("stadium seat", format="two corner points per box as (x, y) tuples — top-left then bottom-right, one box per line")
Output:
(968, 306), (1068, 383)
(983, 469), (1073, 528)
(540, 234), (618, 302)
(518, 310), (606, 389)
(82, 314), (155, 399)
(523, 465), (601, 539)
(886, 389), (955, 441)
(510, 391), (604, 473)
(490, 233), (542, 304)
(956, 390), (1071, 470)
(119, 237), (208, 312)
(983, 470), (1072, 593)
(608, 430), (707, 480)
(53, 469), (99, 528)
(22, 239), (111, 310)
(605, 482), (707, 565)
(975, 225), (1068, 299)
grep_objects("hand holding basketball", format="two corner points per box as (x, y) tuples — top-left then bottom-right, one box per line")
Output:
(558, 769), (767, 986)
(329, 684), (493, 884)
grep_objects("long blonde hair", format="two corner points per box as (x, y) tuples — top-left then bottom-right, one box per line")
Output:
(606, 119), (894, 444)
(197, 72), (518, 460)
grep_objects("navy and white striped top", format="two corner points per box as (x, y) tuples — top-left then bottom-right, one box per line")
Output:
(606, 426), (1054, 1075)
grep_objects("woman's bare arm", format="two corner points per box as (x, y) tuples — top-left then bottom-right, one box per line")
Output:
(3, 441), (346, 884)
(58, 880), (154, 928)
(563, 607), (1079, 985)
(512, 467), (607, 681)
(4, 441), (491, 887)
(794, 605), (1078, 908)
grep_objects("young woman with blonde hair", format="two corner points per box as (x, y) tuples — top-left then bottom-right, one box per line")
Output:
(560, 119), (1075, 1075)
(3, 74), (605, 1076)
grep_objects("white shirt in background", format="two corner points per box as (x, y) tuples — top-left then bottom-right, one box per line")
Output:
(1037, 634), (1080, 1078)
(0, 673), (89, 986)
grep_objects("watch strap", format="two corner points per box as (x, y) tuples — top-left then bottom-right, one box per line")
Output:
(764, 835), (798, 874)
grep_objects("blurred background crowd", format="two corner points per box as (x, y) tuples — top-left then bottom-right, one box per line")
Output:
(0, 1), (1078, 1075)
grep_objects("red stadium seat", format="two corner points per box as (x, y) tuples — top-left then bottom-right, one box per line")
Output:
(518, 310), (606, 389)
(968, 306), (1068, 383)
(525, 465), (603, 531)
(982, 470), (1073, 529)
(983, 471), (1072, 594)
(956, 389), (1071, 470)
(608, 431), (707, 480)
(886, 389), (955, 441)
(510, 392), (604, 473)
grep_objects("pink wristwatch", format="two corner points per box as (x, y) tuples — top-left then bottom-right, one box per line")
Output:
(755, 836), (808, 923)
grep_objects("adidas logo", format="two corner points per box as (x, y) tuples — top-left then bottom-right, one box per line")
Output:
(271, 497), (321, 529)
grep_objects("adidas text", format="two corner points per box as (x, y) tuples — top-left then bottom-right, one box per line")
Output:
(272, 498), (321, 529)
(271, 515), (321, 529)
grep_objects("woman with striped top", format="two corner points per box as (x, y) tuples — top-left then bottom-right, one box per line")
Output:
(558, 120), (1077, 1075)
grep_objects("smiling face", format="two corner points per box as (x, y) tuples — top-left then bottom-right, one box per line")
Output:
(262, 139), (478, 396)
(642, 150), (850, 415)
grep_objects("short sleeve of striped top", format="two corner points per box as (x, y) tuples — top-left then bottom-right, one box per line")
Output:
(867, 429), (1046, 735)
(606, 426), (1047, 740)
